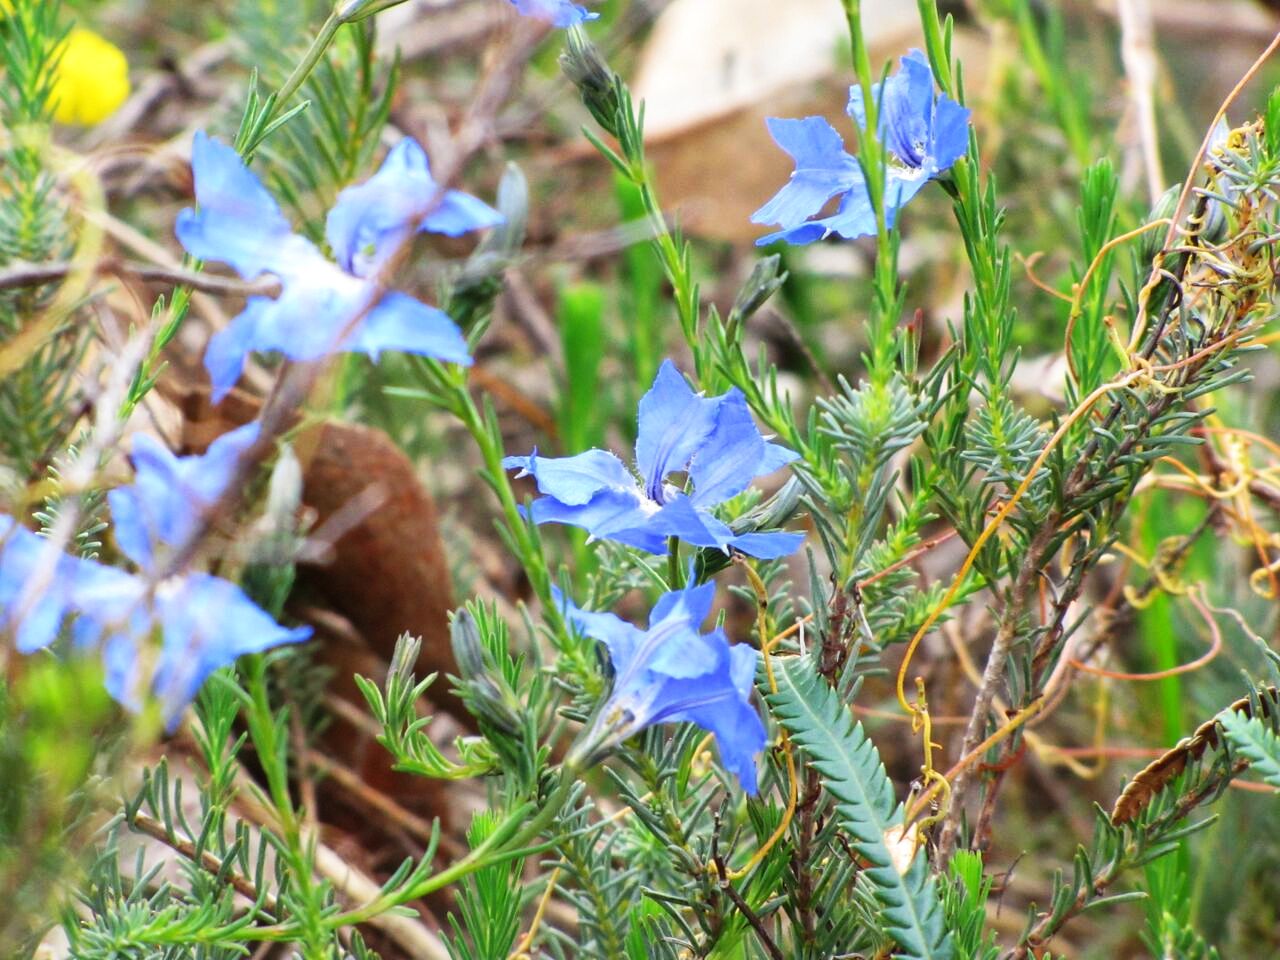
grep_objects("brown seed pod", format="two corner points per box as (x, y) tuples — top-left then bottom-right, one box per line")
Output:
(1110, 686), (1278, 825)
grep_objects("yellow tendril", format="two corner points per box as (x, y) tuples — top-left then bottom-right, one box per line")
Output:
(716, 559), (797, 882)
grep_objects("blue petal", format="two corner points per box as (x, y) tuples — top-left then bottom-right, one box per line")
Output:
(351, 292), (473, 366)
(108, 424), (260, 570)
(931, 94), (971, 173)
(69, 555), (146, 615)
(634, 361), (721, 500)
(326, 138), (501, 279)
(648, 494), (738, 552)
(726, 530), (805, 560)
(555, 585), (645, 672)
(204, 297), (268, 403)
(649, 579), (715, 631)
(755, 220), (836, 247)
(509, 0), (598, 26)
(175, 131), (317, 280)
(505, 448), (638, 506)
(671, 642), (767, 793)
(640, 583), (719, 679)
(752, 117), (862, 232)
(755, 175), (879, 246)
(651, 496), (803, 559)
(107, 482), (155, 571)
(810, 181), (879, 241)
(846, 83), (869, 131)
(688, 389), (769, 508)
(882, 171), (930, 228)
(0, 519), (83, 653)
(759, 441), (801, 475)
(424, 190), (505, 238)
(203, 279), (359, 402)
(878, 50), (936, 168)
(636, 634), (766, 794)
(101, 630), (144, 711)
(152, 573), (310, 730)
(528, 489), (667, 554)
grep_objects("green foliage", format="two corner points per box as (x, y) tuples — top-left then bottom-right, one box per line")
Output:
(446, 812), (525, 960)
(0, 0), (84, 478)
(768, 654), (954, 960)
(1220, 711), (1280, 789)
(557, 281), (607, 453)
(942, 852), (999, 960)
(354, 632), (499, 781)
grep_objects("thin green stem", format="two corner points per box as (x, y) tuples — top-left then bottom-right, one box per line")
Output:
(667, 536), (681, 589)
(840, 0), (901, 385)
(413, 358), (566, 637)
(241, 655), (327, 957)
(240, 11), (343, 152)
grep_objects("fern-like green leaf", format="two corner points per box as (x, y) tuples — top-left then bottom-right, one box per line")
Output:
(1219, 711), (1280, 789)
(768, 656), (954, 960)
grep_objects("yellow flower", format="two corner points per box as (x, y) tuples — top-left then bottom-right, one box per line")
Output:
(50, 27), (130, 126)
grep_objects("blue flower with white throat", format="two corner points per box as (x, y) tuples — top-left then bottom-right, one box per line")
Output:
(176, 132), (501, 402)
(753, 49), (970, 245)
(560, 580), (767, 794)
(503, 360), (803, 558)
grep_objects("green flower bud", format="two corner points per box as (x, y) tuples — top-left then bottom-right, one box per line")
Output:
(559, 29), (622, 138)
(335, 0), (409, 23)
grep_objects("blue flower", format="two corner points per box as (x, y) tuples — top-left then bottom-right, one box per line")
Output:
(74, 567), (310, 729)
(503, 360), (802, 558)
(509, 0), (598, 27)
(560, 581), (767, 793)
(176, 133), (502, 402)
(107, 421), (260, 573)
(0, 518), (91, 654)
(752, 50), (970, 246)
(0, 431), (311, 730)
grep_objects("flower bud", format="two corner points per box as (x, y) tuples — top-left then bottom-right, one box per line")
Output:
(335, 0), (409, 23)
(450, 610), (522, 736)
(1137, 184), (1179, 268)
(559, 29), (622, 138)
(729, 255), (787, 329)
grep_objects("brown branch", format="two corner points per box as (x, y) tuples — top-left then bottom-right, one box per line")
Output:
(1006, 756), (1250, 960)
(0, 258), (280, 297)
(128, 810), (277, 914)
(713, 852), (784, 960)
(938, 519), (1056, 858)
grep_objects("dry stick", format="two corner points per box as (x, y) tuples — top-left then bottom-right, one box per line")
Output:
(1117, 0), (1163, 205)
(715, 864), (785, 960)
(128, 810), (276, 912)
(0, 258), (280, 297)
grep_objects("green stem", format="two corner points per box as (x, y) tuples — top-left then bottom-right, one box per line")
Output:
(241, 655), (328, 957)
(415, 359), (566, 636)
(840, 0), (900, 385)
(667, 536), (681, 589)
(240, 11), (343, 152)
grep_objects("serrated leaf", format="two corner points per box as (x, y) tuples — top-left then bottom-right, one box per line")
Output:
(767, 656), (954, 960)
